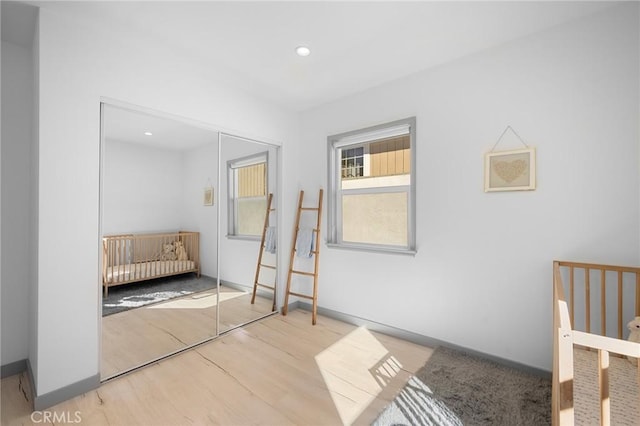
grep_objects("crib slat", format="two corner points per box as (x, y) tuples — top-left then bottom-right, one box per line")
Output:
(570, 266), (575, 327)
(114, 239), (119, 283)
(113, 239), (118, 283)
(636, 273), (640, 317)
(111, 239), (115, 284)
(113, 239), (117, 282)
(598, 349), (610, 426)
(121, 238), (126, 282)
(146, 238), (150, 278)
(122, 238), (127, 281)
(585, 268), (591, 333)
(600, 269), (606, 337)
(115, 239), (119, 282)
(120, 238), (124, 281)
(618, 271), (624, 339)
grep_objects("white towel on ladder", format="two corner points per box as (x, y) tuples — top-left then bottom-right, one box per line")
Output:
(296, 228), (314, 258)
(264, 226), (277, 254)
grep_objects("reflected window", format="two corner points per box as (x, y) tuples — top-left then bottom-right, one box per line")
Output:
(228, 153), (267, 238)
(327, 118), (416, 253)
(341, 146), (364, 178)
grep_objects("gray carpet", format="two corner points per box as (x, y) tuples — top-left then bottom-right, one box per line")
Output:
(373, 346), (551, 426)
(102, 274), (217, 316)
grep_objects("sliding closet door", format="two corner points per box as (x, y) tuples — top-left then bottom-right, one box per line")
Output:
(100, 104), (220, 380)
(218, 133), (279, 333)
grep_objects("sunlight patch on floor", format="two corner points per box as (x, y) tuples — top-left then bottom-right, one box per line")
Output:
(148, 290), (246, 310)
(373, 375), (463, 426)
(315, 326), (402, 425)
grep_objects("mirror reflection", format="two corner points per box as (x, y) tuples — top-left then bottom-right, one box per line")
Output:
(218, 134), (278, 333)
(100, 105), (280, 380)
(100, 105), (219, 379)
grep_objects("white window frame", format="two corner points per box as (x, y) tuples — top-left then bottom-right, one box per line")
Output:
(327, 117), (416, 255)
(227, 151), (268, 240)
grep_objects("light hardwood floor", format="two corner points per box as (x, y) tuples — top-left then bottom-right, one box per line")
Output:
(2, 310), (434, 426)
(102, 285), (275, 378)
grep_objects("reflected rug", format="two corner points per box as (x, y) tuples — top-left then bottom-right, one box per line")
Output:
(373, 346), (551, 426)
(102, 275), (217, 316)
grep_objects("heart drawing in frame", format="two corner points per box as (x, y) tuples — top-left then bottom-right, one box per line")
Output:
(493, 159), (527, 183)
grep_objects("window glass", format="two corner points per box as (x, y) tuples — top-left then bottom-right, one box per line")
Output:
(328, 118), (416, 253)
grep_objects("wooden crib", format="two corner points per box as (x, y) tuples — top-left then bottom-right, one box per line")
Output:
(552, 261), (640, 425)
(102, 231), (200, 296)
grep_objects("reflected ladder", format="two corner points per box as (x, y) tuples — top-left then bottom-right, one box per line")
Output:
(251, 193), (276, 311)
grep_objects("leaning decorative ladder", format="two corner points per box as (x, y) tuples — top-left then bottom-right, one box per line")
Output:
(282, 189), (324, 325)
(251, 193), (276, 311)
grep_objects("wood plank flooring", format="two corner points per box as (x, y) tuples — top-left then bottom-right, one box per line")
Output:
(102, 285), (275, 378)
(2, 310), (434, 426)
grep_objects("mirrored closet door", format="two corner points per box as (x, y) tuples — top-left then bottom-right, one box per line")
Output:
(99, 105), (281, 380)
(100, 104), (220, 379)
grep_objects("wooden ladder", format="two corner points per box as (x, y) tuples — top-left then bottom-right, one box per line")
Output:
(282, 189), (324, 325)
(251, 193), (276, 311)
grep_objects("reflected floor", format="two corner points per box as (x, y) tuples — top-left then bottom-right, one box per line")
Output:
(101, 284), (274, 379)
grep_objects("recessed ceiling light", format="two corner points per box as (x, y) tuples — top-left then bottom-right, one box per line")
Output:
(144, 131), (153, 136)
(295, 46), (311, 57)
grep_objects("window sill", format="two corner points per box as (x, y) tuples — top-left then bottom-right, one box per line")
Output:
(226, 235), (261, 242)
(326, 242), (417, 256)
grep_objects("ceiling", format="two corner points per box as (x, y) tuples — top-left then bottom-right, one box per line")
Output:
(24, 1), (615, 112)
(103, 105), (218, 150)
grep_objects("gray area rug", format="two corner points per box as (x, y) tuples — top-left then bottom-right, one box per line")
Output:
(102, 274), (216, 316)
(373, 346), (551, 426)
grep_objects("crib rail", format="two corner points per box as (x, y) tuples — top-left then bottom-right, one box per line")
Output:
(102, 231), (200, 296)
(553, 260), (640, 426)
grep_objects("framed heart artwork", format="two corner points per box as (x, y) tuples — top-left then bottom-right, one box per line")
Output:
(484, 147), (536, 192)
(203, 186), (214, 206)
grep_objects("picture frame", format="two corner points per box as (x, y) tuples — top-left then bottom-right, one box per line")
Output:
(203, 187), (214, 206)
(484, 147), (536, 192)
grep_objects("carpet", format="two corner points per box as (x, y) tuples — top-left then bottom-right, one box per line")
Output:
(102, 274), (217, 316)
(373, 346), (551, 426)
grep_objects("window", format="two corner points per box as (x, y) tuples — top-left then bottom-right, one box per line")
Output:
(327, 117), (416, 253)
(341, 147), (364, 178)
(228, 153), (268, 238)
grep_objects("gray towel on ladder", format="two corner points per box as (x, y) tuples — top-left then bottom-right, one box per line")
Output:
(296, 228), (314, 258)
(264, 226), (276, 254)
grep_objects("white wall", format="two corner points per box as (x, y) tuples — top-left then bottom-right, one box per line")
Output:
(299, 4), (640, 371)
(104, 138), (219, 278)
(36, 7), (298, 396)
(102, 139), (185, 235)
(1, 41), (33, 367)
(182, 141), (219, 277)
